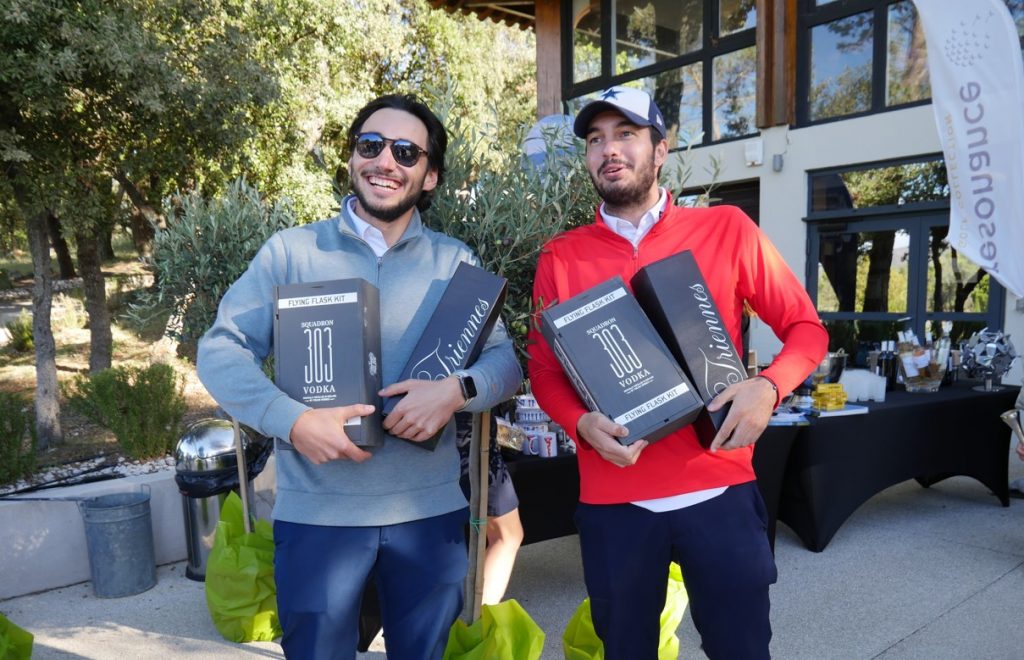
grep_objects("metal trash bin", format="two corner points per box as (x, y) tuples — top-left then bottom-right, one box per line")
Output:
(78, 484), (157, 598)
(174, 419), (269, 581)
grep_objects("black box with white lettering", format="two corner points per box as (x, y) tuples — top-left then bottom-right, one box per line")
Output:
(274, 279), (383, 448)
(383, 261), (507, 450)
(539, 276), (702, 446)
(632, 251), (747, 448)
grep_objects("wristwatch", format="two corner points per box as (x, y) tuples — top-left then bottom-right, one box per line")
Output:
(453, 371), (477, 410)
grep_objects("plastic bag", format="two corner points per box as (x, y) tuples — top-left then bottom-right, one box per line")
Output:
(204, 491), (282, 642)
(0, 612), (33, 660)
(443, 599), (545, 660)
(562, 562), (688, 660)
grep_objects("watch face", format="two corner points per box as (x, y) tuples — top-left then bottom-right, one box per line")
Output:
(461, 375), (477, 399)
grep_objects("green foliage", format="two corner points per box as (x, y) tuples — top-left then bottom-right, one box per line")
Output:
(424, 90), (595, 371)
(422, 84), (709, 373)
(5, 310), (33, 352)
(0, 392), (36, 486)
(64, 363), (186, 460)
(129, 179), (294, 348)
(51, 293), (87, 331)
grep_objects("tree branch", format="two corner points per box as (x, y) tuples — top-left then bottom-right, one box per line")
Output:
(114, 171), (164, 228)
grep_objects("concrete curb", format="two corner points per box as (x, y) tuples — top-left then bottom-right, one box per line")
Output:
(1, 458), (276, 600)
(0, 470), (185, 599)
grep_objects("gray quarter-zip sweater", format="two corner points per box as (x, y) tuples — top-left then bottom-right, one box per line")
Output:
(197, 197), (522, 527)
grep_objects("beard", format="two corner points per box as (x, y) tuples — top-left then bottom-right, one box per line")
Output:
(589, 153), (658, 208)
(349, 166), (424, 223)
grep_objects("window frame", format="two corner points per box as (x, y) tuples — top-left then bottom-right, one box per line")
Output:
(562, 0), (758, 147)
(804, 158), (1006, 344)
(796, 0), (932, 127)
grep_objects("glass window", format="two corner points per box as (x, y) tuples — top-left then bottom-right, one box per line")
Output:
(925, 225), (991, 314)
(574, 2), (602, 83)
(808, 159), (1004, 357)
(1010, 0), (1024, 37)
(650, 65), (703, 147)
(886, 1), (930, 106)
(816, 229), (910, 314)
(565, 0), (755, 148)
(613, 0), (703, 75)
(809, 12), (873, 121)
(823, 319), (904, 355)
(809, 160), (948, 212)
(712, 46), (756, 140)
(568, 67), (703, 149)
(719, 0), (755, 36)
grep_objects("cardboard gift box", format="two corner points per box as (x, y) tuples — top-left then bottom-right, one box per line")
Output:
(384, 261), (508, 450)
(539, 276), (702, 446)
(274, 278), (383, 448)
(632, 250), (747, 448)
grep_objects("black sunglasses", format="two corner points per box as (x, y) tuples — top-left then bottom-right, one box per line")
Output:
(353, 132), (428, 168)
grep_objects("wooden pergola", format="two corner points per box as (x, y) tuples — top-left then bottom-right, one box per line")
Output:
(429, 0), (564, 117)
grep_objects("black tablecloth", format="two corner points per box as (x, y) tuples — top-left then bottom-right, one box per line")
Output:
(505, 424), (800, 549)
(777, 383), (1019, 552)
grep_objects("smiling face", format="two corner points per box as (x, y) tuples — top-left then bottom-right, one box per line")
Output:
(584, 110), (667, 217)
(348, 107), (438, 226)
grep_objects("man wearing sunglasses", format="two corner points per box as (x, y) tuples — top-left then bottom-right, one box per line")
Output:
(198, 94), (521, 659)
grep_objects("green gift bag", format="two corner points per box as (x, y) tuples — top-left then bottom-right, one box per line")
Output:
(563, 562), (688, 660)
(204, 491), (282, 642)
(443, 599), (545, 660)
(0, 612), (33, 660)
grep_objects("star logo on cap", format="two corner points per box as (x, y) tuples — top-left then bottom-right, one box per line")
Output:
(656, 116), (663, 125)
(600, 89), (620, 100)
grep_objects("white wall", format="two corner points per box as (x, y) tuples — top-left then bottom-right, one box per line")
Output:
(668, 105), (1023, 385)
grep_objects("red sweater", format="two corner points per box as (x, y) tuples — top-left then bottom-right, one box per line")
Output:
(528, 200), (828, 504)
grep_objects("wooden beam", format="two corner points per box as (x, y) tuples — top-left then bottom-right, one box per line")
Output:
(756, 0), (796, 128)
(781, 0), (797, 126)
(535, 0), (562, 117)
(756, 0), (772, 128)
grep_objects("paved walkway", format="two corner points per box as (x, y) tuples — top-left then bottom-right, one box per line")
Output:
(4, 460), (1024, 658)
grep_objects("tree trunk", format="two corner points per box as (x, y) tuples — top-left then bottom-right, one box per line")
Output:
(75, 229), (113, 372)
(46, 211), (77, 279)
(26, 209), (63, 449)
(98, 223), (115, 261)
(128, 208), (155, 259)
(115, 171), (164, 228)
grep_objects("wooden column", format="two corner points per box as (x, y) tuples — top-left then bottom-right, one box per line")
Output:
(535, 0), (563, 118)
(756, 0), (797, 128)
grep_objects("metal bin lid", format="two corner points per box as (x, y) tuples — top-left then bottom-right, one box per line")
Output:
(175, 418), (250, 473)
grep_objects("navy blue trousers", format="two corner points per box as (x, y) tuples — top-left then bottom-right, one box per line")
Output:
(574, 482), (777, 660)
(273, 508), (469, 660)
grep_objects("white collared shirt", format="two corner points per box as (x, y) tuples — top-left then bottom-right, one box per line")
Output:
(599, 189), (728, 512)
(600, 188), (667, 247)
(347, 198), (389, 258)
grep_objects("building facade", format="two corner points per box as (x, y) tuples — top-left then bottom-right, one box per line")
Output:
(434, 0), (1024, 383)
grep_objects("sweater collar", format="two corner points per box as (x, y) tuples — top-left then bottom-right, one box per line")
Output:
(337, 194), (425, 244)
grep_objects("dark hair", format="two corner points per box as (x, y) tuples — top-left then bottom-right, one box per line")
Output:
(347, 94), (448, 212)
(649, 127), (665, 179)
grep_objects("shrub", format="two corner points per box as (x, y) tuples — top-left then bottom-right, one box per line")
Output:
(0, 392), (36, 486)
(51, 293), (87, 331)
(64, 363), (187, 460)
(128, 178), (295, 351)
(5, 309), (33, 352)
(421, 83), (714, 373)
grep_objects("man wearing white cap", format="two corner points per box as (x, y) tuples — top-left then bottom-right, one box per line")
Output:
(528, 86), (828, 658)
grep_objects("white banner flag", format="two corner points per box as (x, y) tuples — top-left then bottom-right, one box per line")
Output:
(911, 0), (1024, 297)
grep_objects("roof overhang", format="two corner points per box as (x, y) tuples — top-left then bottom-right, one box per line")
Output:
(428, 0), (536, 30)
